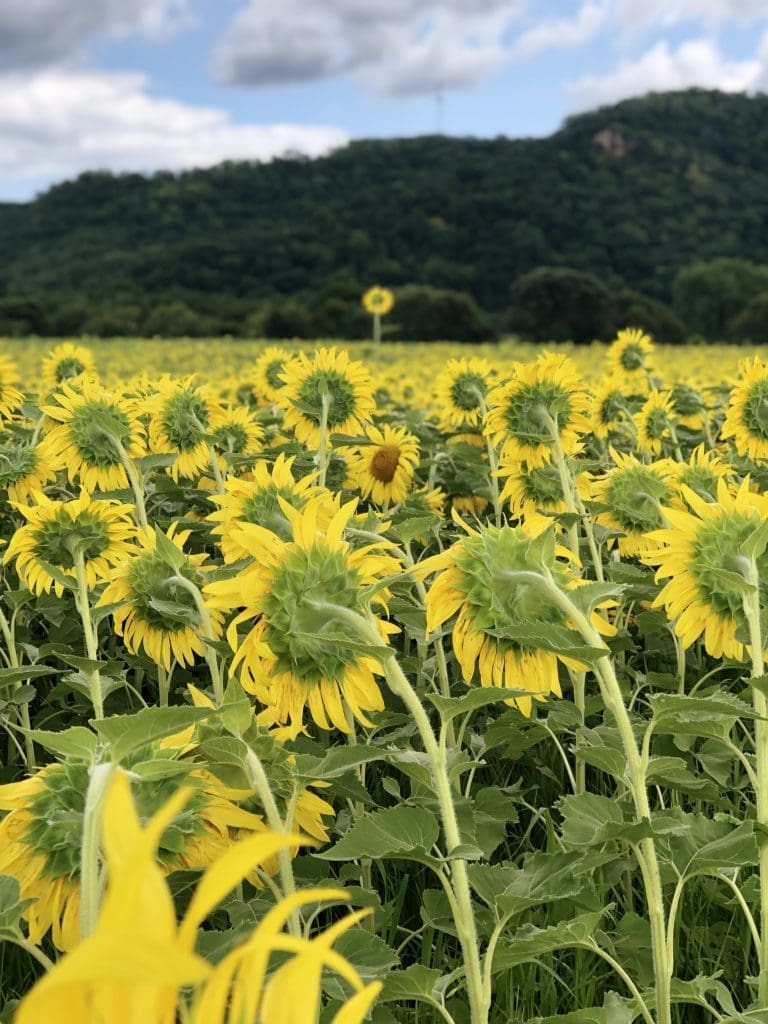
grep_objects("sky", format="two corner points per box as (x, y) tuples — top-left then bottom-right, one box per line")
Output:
(1, 0), (768, 202)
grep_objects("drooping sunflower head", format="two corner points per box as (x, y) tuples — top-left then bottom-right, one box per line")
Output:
(722, 356), (768, 461)
(41, 342), (97, 391)
(588, 380), (636, 442)
(279, 347), (376, 448)
(99, 525), (223, 672)
(351, 423), (420, 507)
(0, 752), (266, 951)
(499, 460), (593, 533)
(643, 477), (768, 660)
(208, 405), (263, 468)
(669, 381), (707, 430)
(205, 498), (402, 737)
(5, 490), (137, 595)
(421, 524), (584, 716)
(592, 449), (675, 556)
(0, 440), (58, 504)
(362, 286), (394, 315)
(253, 346), (293, 405)
(39, 380), (146, 492)
(484, 353), (590, 468)
(608, 327), (655, 380)
(148, 376), (219, 481)
(0, 353), (23, 421)
(433, 357), (495, 431)
(634, 390), (676, 456)
(668, 444), (734, 509)
(208, 453), (337, 562)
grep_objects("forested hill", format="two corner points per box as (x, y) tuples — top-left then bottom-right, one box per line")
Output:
(2, 88), (768, 340)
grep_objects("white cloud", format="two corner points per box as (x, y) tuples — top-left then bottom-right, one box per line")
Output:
(0, 0), (190, 68)
(212, 0), (525, 97)
(0, 69), (348, 186)
(565, 35), (768, 111)
(614, 0), (768, 35)
(512, 2), (607, 59)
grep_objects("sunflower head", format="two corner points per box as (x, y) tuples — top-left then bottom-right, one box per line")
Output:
(722, 356), (768, 461)
(644, 478), (768, 660)
(148, 377), (218, 481)
(362, 286), (394, 315)
(608, 328), (655, 378)
(0, 440), (58, 504)
(592, 449), (674, 556)
(208, 405), (263, 467)
(0, 353), (23, 420)
(351, 423), (420, 507)
(253, 346), (293, 405)
(433, 357), (495, 431)
(484, 353), (590, 468)
(669, 444), (734, 508)
(41, 342), (97, 390)
(5, 490), (136, 595)
(634, 390), (676, 456)
(279, 347), (376, 448)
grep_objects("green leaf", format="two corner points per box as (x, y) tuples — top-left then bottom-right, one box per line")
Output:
(0, 665), (61, 687)
(391, 516), (439, 543)
(575, 746), (626, 782)
(427, 686), (517, 722)
(0, 876), (36, 933)
(686, 822), (758, 875)
(381, 965), (444, 1004)
(742, 518), (768, 560)
(468, 851), (592, 916)
(24, 726), (98, 760)
(294, 746), (392, 784)
(93, 706), (213, 761)
(315, 806), (440, 861)
(559, 794), (623, 847)
(491, 910), (607, 971)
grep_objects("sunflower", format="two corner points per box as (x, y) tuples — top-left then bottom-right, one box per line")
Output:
(591, 449), (675, 557)
(499, 460), (593, 532)
(452, 494), (489, 517)
(669, 381), (708, 431)
(38, 380), (146, 491)
(205, 497), (401, 738)
(419, 523), (612, 717)
(208, 404), (263, 469)
(279, 347), (376, 448)
(41, 342), (97, 390)
(0, 440), (58, 504)
(148, 376), (220, 481)
(607, 327), (655, 383)
(208, 453), (336, 562)
(350, 423), (420, 507)
(643, 477), (768, 660)
(668, 444), (734, 508)
(588, 380), (636, 442)
(484, 353), (591, 468)
(362, 285), (394, 315)
(433, 357), (495, 432)
(253, 345), (293, 405)
(5, 490), (136, 596)
(0, 353), (23, 421)
(0, 751), (267, 951)
(722, 356), (768, 460)
(98, 526), (224, 672)
(634, 390), (677, 456)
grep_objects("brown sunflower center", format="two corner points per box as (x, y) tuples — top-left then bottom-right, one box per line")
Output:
(370, 445), (400, 483)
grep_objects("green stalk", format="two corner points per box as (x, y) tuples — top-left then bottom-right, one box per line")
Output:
(478, 395), (502, 529)
(317, 388), (331, 489)
(515, 570), (671, 1024)
(243, 746), (300, 937)
(0, 605), (36, 769)
(102, 429), (149, 530)
(744, 562), (768, 1005)
(373, 311), (382, 344)
(73, 552), (103, 720)
(79, 762), (115, 940)
(165, 575), (223, 705)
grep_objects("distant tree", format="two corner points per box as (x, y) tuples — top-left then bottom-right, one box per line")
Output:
(255, 299), (312, 339)
(143, 300), (212, 338)
(0, 297), (45, 336)
(82, 303), (142, 337)
(729, 291), (768, 343)
(672, 259), (768, 340)
(613, 288), (687, 344)
(392, 285), (496, 342)
(508, 267), (615, 343)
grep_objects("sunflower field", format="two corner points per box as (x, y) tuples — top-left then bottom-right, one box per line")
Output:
(3, 332), (768, 1023)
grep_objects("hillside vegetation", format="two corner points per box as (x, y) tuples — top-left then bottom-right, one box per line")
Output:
(1, 88), (768, 341)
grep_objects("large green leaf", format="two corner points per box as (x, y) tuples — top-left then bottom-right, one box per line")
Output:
(93, 706), (214, 761)
(491, 910), (607, 971)
(315, 806), (440, 861)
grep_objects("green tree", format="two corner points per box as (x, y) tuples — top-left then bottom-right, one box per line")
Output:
(672, 258), (768, 340)
(508, 267), (615, 343)
(392, 285), (496, 342)
(614, 288), (687, 344)
(729, 291), (768, 343)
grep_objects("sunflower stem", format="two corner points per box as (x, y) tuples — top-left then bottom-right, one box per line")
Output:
(478, 394), (502, 529)
(165, 575), (223, 705)
(7, 932), (55, 972)
(243, 746), (300, 937)
(79, 762), (115, 941)
(101, 429), (149, 530)
(317, 389), (331, 489)
(0, 605), (36, 770)
(744, 563), (768, 1006)
(514, 569), (672, 1024)
(206, 444), (225, 494)
(372, 311), (382, 344)
(73, 552), (104, 720)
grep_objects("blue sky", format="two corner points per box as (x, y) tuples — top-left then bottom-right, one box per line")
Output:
(1, 0), (767, 201)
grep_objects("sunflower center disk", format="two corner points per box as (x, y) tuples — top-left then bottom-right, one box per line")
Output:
(370, 445), (400, 483)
